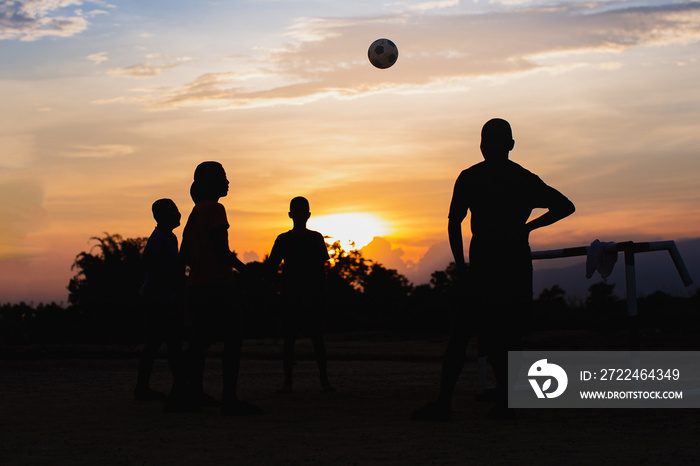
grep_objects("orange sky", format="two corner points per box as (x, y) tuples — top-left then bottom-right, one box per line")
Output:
(1, 0), (700, 303)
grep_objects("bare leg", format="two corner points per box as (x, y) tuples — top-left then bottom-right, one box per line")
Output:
(135, 338), (165, 400)
(311, 333), (334, 391)
(222, 328), (242, 404)
(278, 332), (295, 393)
(411, 318), (471, 421)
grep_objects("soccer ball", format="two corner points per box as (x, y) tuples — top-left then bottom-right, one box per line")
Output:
(368, 38), (398, 69)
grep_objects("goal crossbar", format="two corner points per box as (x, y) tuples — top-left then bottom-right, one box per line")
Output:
(530, 240), (694, 350)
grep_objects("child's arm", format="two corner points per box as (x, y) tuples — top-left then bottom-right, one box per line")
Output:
(268, 238), (282, 270)
(266, 236), (284, 283)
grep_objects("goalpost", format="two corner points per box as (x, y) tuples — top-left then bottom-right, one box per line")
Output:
(477, 240), (694, 394)
(531, 240), (693, 350)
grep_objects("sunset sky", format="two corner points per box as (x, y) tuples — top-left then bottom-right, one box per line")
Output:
(1, 0), (699, 304)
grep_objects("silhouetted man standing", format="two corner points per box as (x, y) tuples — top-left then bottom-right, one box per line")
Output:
(413, 118), (575, 420)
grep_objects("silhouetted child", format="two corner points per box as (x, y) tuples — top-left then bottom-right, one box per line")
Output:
(179, 161), (262, 415)
(135, 198), (185, 402)
(412, 118), (575, 420)
(268, 197), (334, 393)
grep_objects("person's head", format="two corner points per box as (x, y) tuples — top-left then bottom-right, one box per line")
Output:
(152, 198), (181, 230)
(480, 118), (514, 161)
(288, 196), (310, 224)
(191, 161), (229, 202)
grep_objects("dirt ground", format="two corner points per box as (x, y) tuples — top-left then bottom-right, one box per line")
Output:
(2, 336), (699, 465)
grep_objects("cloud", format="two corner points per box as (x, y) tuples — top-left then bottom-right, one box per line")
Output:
(0, 134), (36, 169)
(75, 7), (110, 18)
(60, 144), (135, 158)
(409, 0), (460, 12)
(87, 51), (108, 64)
(361, 236), (408, 271)
(108, 55), (196, 78)
(0, 180), (48, 259)
(410, 241), (453, 284)
(0, 0), (99, 41)
(361, 236), (454, 285)
(242, 251), (260, 263)
(115, 1), (700, 110)
(90, 96), (136, 105)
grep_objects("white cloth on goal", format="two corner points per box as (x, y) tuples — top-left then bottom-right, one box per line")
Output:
(586, 239), (618, 279)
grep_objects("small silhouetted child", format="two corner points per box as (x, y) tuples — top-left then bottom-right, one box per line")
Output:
(268, 197), (334, 393)
(135, 198), (185, 402)
(179, 161), (262, 415)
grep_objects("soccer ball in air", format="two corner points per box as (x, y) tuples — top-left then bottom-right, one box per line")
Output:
(368, 38), (398, 69)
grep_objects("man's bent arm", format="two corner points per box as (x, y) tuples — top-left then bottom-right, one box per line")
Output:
(526, 187), (575, 234)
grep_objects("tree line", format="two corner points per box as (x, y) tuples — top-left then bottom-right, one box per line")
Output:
(1, 233), (699, 345)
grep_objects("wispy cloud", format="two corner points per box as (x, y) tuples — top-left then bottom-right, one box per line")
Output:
(0, 0), (109, 41)
(108, 55), (196, 78)
(408, 0), (460, 12)
(87, 51), (108, 64)
(61, 144), (135, 158)
(75, 7), (110, 18)
(0, 134), (36, 169)
(98, 1), (700, 110)
(0, 179), (47, 259)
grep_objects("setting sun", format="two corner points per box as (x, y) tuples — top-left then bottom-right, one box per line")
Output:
(308, 213), (390, 250)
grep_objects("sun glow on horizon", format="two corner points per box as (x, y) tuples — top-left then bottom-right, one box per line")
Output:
(308, 213), (390, 250)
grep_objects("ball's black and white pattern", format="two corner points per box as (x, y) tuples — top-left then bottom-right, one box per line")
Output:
(368, 38), (398, 69)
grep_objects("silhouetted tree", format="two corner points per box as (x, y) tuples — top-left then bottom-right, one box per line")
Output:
(361, 262), (413, 329)
(393, 262), (467, 334)
(68, 233), (148, 342)
(429, 262), (465, 298)
(323, 241), (420, 331)
(0, 302), (33, 344)
(0, 302), (82, 345)
(585, 281), (624, 331)
(637, 290), (700, 330)
(534, 285), (572, 329)
(320, 241), (365, 330)
(363, 263), (411, 298)
(585, 282), (618, 311)
(538, 284), (566, 305)
(326, 240), (369, 292)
